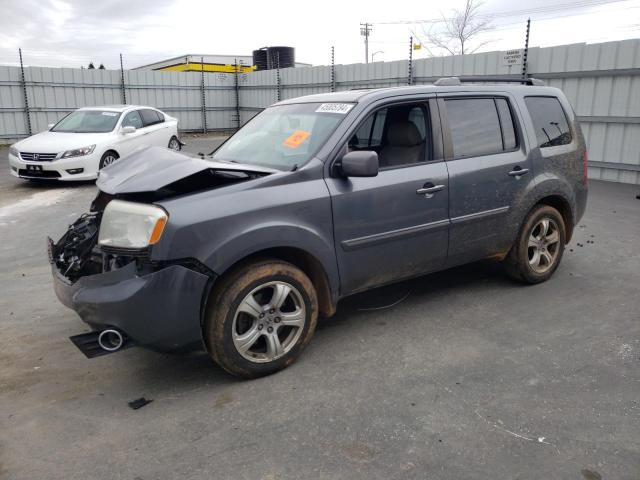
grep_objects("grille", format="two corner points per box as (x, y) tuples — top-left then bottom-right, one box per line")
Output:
(20, 152), (58, 162)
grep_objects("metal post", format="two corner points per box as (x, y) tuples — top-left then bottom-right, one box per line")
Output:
(234, 59), (241, 131)
(119, 53), (127, 104)
(18, 48), (32, 136)
(360, 23), (372, 63)
(200, 56), (207, 134)
(408, 36), (414, 85)
(522, 19), (530, 80)
(276, 52), (281, 102)
(330, 46), (336, 93)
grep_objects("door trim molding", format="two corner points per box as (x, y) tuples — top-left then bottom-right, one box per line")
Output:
(341, 218), (450, 251)
(450, 206), (510, 225)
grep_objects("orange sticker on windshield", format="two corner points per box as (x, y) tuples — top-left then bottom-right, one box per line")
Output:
(283, 130), (311, 148)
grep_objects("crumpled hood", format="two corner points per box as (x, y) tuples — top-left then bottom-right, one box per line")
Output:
(97, 146), (277, 194)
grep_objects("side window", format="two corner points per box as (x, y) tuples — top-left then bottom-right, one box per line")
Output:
(524, 96), (572, 148)
(121, 110), (143, 129)
(445, 98), (503, 158)
(140, 109), (161, 127)
(350, 108), (387, 149)
(495, 98), (517, 150)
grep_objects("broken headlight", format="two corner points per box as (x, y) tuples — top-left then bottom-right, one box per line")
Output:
(98, 200), (168, 250)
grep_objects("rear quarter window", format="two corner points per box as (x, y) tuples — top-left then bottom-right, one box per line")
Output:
(524, 96), (572, 148)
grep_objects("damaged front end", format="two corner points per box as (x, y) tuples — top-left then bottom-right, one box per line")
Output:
(50, 146), (274, 358)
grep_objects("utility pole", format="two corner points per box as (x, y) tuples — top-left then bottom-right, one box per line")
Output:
(360, 22), (372, 63)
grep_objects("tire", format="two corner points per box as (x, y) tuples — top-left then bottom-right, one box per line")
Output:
(99, 151), (119, 169)
(204, 259), (318, 379)
(504, 205), (566, 284)
(168, 136), (181, 151)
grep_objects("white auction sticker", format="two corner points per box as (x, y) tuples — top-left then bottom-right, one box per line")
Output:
(315, 103), (354, 114)
(102, 112), (118, 116)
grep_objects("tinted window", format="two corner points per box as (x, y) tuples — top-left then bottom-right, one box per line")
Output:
(445, 98), (502, 158)
(351, 109), (387, 148)
(408, 107), (426, 140)
(525, 96), (572, 147)
(121, 110), (143, 129)
(495, 98), (517, 150)
(140, 109), (162, 127)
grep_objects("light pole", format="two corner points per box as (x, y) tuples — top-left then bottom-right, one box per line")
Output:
(371, 50), (384, 62)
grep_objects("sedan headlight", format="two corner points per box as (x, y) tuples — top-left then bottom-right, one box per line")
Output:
(9, 146), (19, 157)
(62, 145), (96, 158)
(98, 200), (168, 249)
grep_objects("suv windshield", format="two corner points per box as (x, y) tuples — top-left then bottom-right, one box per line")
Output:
(52, 110), (121, 133)
(212, 103), (352, 170)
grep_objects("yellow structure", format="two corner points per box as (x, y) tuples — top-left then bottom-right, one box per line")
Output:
(158, 62), (255, 74)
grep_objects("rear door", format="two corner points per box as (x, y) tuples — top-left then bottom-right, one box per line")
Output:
(140, 109), (169, 147)
(325, 98), (450, 295)
(438, 93), (535, 266)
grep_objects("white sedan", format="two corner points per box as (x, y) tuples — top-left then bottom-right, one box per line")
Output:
(8, 105), (181, 181)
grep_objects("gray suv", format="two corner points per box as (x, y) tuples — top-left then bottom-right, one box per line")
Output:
(50, 77), (588, 378)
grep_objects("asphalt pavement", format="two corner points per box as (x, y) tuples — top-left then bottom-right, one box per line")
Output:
(0, 139), (639, 480)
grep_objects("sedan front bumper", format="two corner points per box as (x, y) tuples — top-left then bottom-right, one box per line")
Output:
(52, 260), (211, 352)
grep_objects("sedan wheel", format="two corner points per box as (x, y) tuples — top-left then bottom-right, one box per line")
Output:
(99, 151), (119, 170)
(168, 137), (180, 151)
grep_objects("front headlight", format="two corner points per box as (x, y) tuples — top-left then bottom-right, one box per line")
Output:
(98, 200), (168, 249)
(62, 145), (96, 158)
(9, 146), (19, 157)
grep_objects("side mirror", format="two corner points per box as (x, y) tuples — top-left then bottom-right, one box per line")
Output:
(121, 126), (136, 134)
(339, 150), (379, 177)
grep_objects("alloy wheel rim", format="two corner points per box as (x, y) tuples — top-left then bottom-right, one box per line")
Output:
(527, 217), (560, 274)
(102, 155), (116, 167)
(232, 281), (306, 363)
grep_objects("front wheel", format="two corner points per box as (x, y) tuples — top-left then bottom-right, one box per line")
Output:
(204, 259), (318, 379)
(504, 205), (566, 284)
(99, 151), (119, 169)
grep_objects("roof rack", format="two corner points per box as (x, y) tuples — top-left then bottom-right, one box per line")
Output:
(434, 76), (545, 86)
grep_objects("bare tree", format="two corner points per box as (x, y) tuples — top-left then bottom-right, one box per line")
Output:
(416, 0), (493, 55)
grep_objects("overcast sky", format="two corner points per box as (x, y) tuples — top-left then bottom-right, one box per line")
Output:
(0, 0), (638, 69)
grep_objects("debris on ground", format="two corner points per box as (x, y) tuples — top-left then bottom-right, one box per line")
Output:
(128, 397), (153, 410)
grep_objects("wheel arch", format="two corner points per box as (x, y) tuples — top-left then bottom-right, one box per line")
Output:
(209, 246), (336, 319)
(534, 194), (574, 242)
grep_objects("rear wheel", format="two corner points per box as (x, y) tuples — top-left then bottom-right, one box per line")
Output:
(99, 151), (119, 169)
(504, 205), (566, 284)
(168, 136), (181, 151)
(204, 259), (318, 379)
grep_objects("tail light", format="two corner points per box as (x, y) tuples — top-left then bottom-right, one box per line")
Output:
(583, 150), (588, 185)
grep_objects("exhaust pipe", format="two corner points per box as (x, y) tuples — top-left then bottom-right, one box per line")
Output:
(98, 329), (124, 352)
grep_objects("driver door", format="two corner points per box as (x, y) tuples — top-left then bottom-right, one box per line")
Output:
(325, 98), (450, 295)
(115, 110), (146, 158)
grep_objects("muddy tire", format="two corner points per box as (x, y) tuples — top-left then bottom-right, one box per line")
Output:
(204, 259), (318, 379)
(504, 205), (566, 284)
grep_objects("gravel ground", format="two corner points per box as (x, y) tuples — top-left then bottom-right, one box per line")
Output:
(0, 140), (639, 480)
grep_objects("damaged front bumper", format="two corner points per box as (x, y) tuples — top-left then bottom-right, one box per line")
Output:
(49, 235), (212, 355)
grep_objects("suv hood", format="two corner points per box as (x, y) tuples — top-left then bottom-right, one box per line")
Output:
(97, 146), (277, 195)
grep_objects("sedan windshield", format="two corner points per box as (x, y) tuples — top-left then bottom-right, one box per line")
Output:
(212, 102), (353, 170)
(52, 110), (121, 133)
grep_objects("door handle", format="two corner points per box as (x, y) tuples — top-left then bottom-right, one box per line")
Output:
(416, 184), (446, 197)
(508, 167), (529, 177)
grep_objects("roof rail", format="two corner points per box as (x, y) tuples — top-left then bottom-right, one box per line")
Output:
(434, 76), (545, 86)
